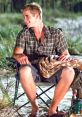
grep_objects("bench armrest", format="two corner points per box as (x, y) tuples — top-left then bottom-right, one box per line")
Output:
(6, 57), (19, 69)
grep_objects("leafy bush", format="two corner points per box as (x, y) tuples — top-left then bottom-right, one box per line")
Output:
(0, 13), (23, 26)
(0, 17), (22, 67)
(67, 37), (82, 55)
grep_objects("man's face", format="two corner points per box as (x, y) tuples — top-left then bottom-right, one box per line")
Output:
(23, 9), (40, 28)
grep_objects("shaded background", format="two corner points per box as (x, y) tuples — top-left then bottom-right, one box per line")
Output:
(0, 0), (82, 13)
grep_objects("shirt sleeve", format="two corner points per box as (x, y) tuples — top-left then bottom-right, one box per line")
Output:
(55, 29), (68, 55)
(15, 29), (26, 50)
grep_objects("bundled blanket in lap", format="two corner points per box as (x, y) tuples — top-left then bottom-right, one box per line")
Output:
(39, 57), (82, 78)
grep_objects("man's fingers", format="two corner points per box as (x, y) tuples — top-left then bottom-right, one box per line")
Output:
(58, 55), (70, 61)
(58, 56), (66, 61)
(18, 56), (29, 65)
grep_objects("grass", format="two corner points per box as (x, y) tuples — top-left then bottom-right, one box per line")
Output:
(0, 22), (21, 68)
(0, 13), (23, 26)
(67, 37), (82, 55)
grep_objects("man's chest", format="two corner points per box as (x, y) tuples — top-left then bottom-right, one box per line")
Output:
(25, 37), (56, 55)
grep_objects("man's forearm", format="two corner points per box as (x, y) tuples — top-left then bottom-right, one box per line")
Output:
(13, 53), (24, 60)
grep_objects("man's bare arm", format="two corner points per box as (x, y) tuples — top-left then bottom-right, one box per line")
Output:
(13, 47), (30, 64)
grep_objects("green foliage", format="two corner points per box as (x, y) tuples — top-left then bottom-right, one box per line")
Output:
(0, 14), (22, 67)
(67, 37), (82, 55)
(0, 77), (14, 109)
(0, 25), (20, 39)
(0, 0), (82, 13)
(0, 0), (10, 3)
(66, 0), (82, 5)
(0, 13), (23, 26)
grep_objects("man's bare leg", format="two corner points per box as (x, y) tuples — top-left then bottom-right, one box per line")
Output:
(19, 66), (39, 115)
(48, 67), (75, 116)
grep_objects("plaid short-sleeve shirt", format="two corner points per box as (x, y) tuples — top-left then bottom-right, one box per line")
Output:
(15, 25), (68, 58)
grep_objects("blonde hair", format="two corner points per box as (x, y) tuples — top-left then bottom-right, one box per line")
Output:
(21, 2), (42, 19)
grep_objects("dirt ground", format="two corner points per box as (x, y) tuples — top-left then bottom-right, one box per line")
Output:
(0, 106), (20, 117)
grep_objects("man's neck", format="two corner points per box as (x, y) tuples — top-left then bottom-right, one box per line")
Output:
(33, 23), (44, 40)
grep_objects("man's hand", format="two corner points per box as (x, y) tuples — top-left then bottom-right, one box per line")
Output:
(58, 50), (70, 61)
(13, 53), (30, 65)
(58, 54), (70, 61)
(13, 47), (30, 65)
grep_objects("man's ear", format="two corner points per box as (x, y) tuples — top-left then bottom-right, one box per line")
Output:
(35, 13), (40, 19)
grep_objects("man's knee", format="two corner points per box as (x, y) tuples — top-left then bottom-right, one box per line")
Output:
(61, 67), (75, 83)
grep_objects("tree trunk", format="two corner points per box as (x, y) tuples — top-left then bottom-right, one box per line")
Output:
(12, 0), (26, 12)
(61, 0), (69, 10)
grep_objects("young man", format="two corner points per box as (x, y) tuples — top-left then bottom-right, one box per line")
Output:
(13, 2), (75, 117)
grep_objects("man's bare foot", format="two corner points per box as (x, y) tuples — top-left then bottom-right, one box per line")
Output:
(48, 106), (57, 116)
(31, 105), (39, 116)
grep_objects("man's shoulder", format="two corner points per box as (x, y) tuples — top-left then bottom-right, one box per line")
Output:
(17, 25), (30, 36)
(48, 26), (62, 34)
(22, 24), (29, 32)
